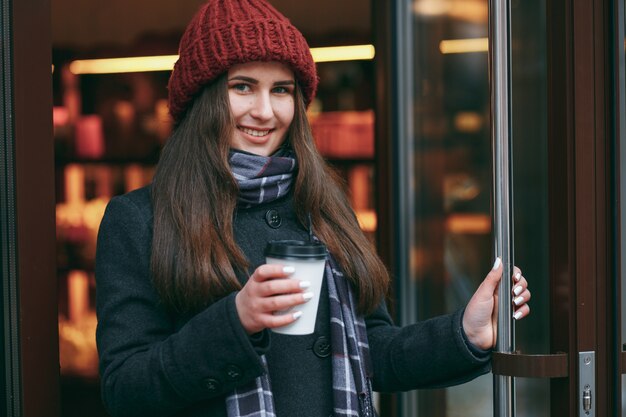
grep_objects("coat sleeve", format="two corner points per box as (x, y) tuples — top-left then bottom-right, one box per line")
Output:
(365, 301), (491, 392)
(95, 194), (268, 417)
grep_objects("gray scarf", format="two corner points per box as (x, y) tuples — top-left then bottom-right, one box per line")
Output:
(229, 148), (297, 207)
(227, 149), (374, 417)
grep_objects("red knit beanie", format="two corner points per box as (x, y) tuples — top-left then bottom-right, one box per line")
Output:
(168, 0), (318, 123)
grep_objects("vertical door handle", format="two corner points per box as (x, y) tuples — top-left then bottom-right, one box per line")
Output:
(490, 0), (514, 413)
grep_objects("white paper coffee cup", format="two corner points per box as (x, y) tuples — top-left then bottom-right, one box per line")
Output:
(265, 240), (327, 335)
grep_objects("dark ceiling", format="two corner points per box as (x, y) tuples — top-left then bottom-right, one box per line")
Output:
(52, 0), (371, 50)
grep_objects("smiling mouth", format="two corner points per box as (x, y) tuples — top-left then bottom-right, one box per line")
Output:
(238, 126), (273, 137)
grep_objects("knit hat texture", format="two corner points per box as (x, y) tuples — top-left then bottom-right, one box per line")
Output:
(168, 0), (318, 122)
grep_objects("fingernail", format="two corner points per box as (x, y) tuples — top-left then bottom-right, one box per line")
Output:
(299, 281), (311, 289)
(302, 292), (314, 301)
(513, 296), (524, 306)
(513, 285), (523, 296)
(515, 272), (521, 282)
(292, 311), (303, 319)
(513, 311), (523, 320)
(492, 257), (501, 270)
(283, 266), (295, 274)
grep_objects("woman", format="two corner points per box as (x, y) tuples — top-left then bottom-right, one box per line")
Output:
(95, 1), (531, 416)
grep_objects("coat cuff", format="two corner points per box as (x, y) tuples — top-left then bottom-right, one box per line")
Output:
(160, 292), (268, 401)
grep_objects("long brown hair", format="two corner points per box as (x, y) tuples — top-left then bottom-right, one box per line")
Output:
(151, 74), (389, 314)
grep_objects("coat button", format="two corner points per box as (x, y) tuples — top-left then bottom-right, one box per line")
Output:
(313, 336), (331, 358)
(265, 209), (282, 228)
(203, 377), (221, 393)
(225, 364), (242, 381)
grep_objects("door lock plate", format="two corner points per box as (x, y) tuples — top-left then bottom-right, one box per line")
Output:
(578, 351), (595, 417)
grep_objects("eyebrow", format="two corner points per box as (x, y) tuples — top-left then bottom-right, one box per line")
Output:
(228, 75), (295, 86)
(274, 80), (296, 86)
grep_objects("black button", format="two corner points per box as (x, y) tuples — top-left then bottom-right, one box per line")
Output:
(313, 336), (331, 358)
(265, 209), (282, 228)
(204, 377), (221, 393)
(225, 364), (242, 381)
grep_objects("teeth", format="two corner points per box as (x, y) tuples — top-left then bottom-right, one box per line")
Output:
(240, 127), (271, 137)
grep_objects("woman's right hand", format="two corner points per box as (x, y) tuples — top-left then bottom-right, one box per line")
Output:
(235, 264), (312, 334)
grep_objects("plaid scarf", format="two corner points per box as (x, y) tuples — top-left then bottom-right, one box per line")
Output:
(229, 148), (297, 207)
(227, 149), (374, 417)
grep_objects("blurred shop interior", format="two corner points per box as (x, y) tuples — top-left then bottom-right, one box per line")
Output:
(53, 1), (376, 415)
(52, 0), (550, 416)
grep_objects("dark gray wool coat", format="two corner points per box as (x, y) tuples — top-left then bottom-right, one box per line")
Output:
(95, 185), (490, 417)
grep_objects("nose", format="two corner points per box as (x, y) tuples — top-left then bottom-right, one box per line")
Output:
(249, 91), (273, 121)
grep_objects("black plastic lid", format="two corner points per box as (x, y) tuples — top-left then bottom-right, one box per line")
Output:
(264, 240), (327, 259)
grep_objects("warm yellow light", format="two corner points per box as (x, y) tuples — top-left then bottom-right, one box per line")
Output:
(355, 209), (377, 232)
(446, 214), (491, 234)
(310, 44), (375, 63)
(413, 0), (451, 16)
(413, 0), (487, 24)
(69, 55), (179, 74)
(439, 37), (488, 54)
(68, 44), (376, 75)
(454, 111), (483, 133)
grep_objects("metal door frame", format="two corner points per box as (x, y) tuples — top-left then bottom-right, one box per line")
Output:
(1, 0), (60, 416)
(546, 0), (617, 415)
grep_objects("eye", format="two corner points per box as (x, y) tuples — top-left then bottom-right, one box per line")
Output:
(230, 83), (251, 93)
(272, 85), (294, 95)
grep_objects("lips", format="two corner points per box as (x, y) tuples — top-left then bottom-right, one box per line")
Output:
(238, 126), (273, 137)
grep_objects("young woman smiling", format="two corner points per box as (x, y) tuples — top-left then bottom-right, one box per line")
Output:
(94, 1), (531, 416)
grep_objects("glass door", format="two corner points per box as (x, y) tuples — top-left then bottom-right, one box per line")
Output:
(375, 0), (620, 415)
(403, 0), (549, 415)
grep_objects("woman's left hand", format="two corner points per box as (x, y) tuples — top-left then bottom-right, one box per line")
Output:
(462, 258), (531, 350)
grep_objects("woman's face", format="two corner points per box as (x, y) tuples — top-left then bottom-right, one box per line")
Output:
(227, 61), (295, 156)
